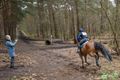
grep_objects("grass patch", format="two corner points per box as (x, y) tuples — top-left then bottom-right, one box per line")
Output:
(100, 71), (119, 80)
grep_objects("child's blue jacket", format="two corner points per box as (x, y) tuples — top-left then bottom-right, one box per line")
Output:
(5, 40), (17, 57)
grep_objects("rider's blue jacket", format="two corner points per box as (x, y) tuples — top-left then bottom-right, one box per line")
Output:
(77, 30), (88, 48)
(77, 31), (88, 42)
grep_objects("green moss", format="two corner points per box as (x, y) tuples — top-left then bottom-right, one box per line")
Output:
(100, 71), (119, 80)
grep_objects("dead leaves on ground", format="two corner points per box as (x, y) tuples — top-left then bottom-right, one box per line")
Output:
(0, 53), (37, 68)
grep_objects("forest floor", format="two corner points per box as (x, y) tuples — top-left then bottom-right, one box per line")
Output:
(0, 40), (120, 80)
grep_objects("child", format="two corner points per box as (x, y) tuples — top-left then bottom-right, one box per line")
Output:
(5, 35), (18, 68)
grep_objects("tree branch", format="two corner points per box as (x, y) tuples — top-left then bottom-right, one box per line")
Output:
(100, 0), (120, 55)
(0, 0), (8, 9)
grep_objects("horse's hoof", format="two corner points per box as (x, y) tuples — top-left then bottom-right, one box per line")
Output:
(80, 66), (85, 69)
(86, 63), (91, 65)
(97, 66), (101, 70)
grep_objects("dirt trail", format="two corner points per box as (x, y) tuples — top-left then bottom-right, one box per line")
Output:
(0, 41), (120, 80)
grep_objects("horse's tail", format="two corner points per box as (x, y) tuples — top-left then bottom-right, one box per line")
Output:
(94, 42), (112, 62)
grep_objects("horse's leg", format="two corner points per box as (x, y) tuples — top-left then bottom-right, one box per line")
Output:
(79, 54), (84, 68)
(78, 49), (84, 68)
(95, 52), (101, 69)
(84, 54), (90, 65)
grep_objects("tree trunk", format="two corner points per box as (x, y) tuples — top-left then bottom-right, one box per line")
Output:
(37, 0), (45, 39)
(2, 0), (17, 40)
(51, 7), (58, 38)
(74, 0), (80, 32)
(100, 0), (104, 33)
(0, 9), (4, 40)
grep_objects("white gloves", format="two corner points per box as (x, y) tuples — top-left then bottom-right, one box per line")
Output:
(15, 39), (18, 42)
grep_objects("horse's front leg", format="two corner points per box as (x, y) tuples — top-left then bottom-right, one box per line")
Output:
(84, 55), (90, 65)
(78, 51), (84, 68)
(95, 52), (101, 69)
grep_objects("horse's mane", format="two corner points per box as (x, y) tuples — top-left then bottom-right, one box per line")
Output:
(85, 43), (90, 49)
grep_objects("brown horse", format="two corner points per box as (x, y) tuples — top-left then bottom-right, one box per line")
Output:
(78, 40), (112, 68)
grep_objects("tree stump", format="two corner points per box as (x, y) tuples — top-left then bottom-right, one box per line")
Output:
(45, 40), (51, 45)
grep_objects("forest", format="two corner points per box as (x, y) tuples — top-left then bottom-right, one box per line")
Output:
(0, 0), (119, 39)
(0, 0), (120, 80)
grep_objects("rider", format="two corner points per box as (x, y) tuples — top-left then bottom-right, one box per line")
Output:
(77, 27), (89, 52)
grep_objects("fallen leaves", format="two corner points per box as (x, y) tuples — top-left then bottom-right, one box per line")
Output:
(11, 75), (37, 80)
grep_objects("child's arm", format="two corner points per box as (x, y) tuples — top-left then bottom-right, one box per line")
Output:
(6, 41), (17, 47)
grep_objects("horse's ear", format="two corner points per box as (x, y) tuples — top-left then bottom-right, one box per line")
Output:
(90, 36), (95, 40)
(89, 37), (92, 40)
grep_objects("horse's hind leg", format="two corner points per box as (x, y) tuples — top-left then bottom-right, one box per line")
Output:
(95, 52), (101, 68)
